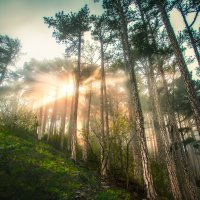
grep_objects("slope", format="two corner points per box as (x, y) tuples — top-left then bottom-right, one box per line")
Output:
(0, 131), (131, 200)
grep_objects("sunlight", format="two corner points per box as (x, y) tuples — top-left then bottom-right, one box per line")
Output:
(59, 81), (74, 97)
(66, 79), (74, 97)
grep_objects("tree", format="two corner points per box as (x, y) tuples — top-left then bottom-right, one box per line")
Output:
(132, 2), (183, 198)
(0, 35), (21, 85)
(103, 0), (157, 199)
(155, 0), (200, 148)
(91, 14), (113, 177)
(175, 0), (200, 67)
(44, 5), (90, 161)
(80, 64), (97, 161)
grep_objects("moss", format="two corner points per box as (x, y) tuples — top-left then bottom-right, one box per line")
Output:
(0, 132), (99, 200)
(95, 189), (130, 200)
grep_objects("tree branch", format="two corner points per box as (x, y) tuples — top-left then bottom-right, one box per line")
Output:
(189, 10), (200, 28)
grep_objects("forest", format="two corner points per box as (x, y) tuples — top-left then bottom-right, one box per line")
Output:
(0, 0), (200, 199)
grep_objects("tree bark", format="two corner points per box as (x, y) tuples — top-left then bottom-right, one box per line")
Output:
(157, 1), (200, 138)
(116, 1), (157, 198)
(157, 61), (199, 200)
(41, 104), (48, 136)
(60, 93), (68, 150)
(82, 82), (92, 161)
(70, 35), (82, 161)
(149, 60), (182, 200)
(100, 37), (108, 177)
(48, 88), (58, 142)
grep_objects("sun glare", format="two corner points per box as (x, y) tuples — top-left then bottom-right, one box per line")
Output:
(59, 81), (74, 97)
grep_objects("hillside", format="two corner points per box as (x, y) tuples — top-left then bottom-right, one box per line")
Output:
(0, 131), (134, 200)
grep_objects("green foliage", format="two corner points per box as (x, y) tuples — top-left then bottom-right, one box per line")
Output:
(95, 189), (130, 200)
(0, 35), (21, 66)
(0, 35), (21, 83)
(44, 5), (90, 57)
(0, 98), (37, 139)
(0, 131), (99, 200)
(150, 161), (172, 199)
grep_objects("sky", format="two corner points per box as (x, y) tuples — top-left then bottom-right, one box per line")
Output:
(0, 0), (199, 75)
(0, 0), (103, 67)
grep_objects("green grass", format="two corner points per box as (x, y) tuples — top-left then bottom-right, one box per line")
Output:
(0, 132), (130, 200)
(95, 189), (130, 200)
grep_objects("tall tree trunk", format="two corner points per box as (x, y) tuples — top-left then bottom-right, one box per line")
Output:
(100, 38), (107, 177)
(48, 88), (58, 142)
(157, 61), (199, 200)
(178, 4), (200, 67)
(60, 94), (68, 150)
(135, 1), (183, 198)
(146, 68), (163, 160)
(70, 35), (82, 161)
(82, 82), (92, 161)
(140, 3), (198, 197)
(41, 104), (48, 136)
(67, 93), (75, 152)
(37, 99), (43, 139)
(157, 1), (200, 137)
(117, 2), (157, 198)
(148, 60), (182, 199)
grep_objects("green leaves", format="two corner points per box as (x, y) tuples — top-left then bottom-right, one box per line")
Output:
(0, 35), (21, 84)
(0, 35), (21, 65)
(44, 5), (90, 44)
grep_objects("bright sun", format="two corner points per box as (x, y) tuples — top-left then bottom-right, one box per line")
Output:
(59, 79), (74, 97)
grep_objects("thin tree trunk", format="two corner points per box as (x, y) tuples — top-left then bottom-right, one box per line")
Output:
(42, 104), (48, 136)
(70, 35), (82, 161)
(48, 88), (58, 142)
(125, 140), (131, 189)
(100, 38), (107, 177)
(67, 92), (75, 152)
(82, 82), (92, 161)
(60, 94), (68, 150)
(37, 99), (43, 139)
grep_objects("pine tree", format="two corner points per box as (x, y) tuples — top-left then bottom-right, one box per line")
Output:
(103, 0), (157, 198)
(44, 5), (90, 161)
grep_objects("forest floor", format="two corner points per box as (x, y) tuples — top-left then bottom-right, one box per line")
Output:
(0, 131), (145, 200)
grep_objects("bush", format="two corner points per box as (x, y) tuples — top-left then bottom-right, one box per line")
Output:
(0, 97), (37, 139)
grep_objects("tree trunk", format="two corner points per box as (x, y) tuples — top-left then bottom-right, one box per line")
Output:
(82, 82), (92, 161)
(60, 93), (68, 150)
(135, 1), (184, 197)
(70, 35), (82, 161)
(100, 37), (108, 177)
(157, 1), (200, 137)
(117, 1), (157, 197)
(37, 99), (43, 139)
(157, 61), (199, 200)
(148, 60), (182, 199)
(48, 88), (58, 142)
(118, 11), (157, 200)
(178, 4), (200, 67)
(67, 92), (75, 152)
(41, 104), (48, 136)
